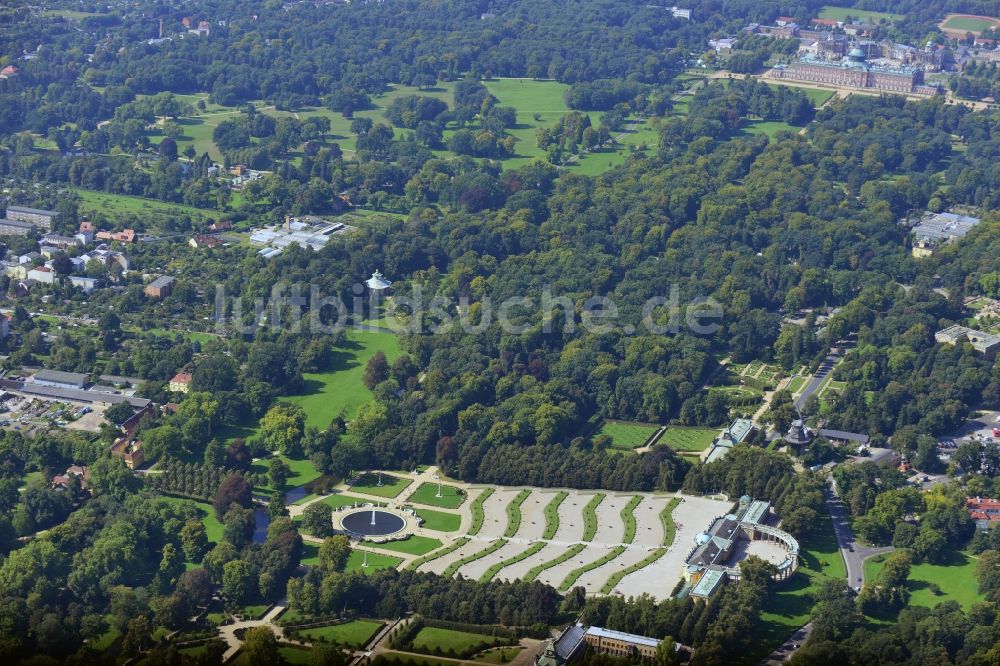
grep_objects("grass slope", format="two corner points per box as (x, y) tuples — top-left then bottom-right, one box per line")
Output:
(818, 6), (901, 22)
(543, 492), (568, 540)
(504, 490), (531, 538)
(73, 187), (223, 222)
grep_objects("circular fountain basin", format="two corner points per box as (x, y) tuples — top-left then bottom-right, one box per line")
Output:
(340, 509), (407, 536)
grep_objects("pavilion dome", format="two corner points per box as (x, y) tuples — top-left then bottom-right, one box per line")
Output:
(366, 270), (392, 291)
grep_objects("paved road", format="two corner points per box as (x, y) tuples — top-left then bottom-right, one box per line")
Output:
(760, 623), (812, 665)
(825, 477), (893, 589)
(794, 352), (839, 410)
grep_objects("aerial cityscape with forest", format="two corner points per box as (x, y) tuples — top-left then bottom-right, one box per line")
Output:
(0, 0), (999, 664)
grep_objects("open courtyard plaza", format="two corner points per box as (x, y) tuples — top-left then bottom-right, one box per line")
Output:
(293, 467), (733, 600)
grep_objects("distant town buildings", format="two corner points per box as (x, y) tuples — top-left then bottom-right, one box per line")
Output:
(935, 325), (1000, 358)
(770, 47), (933, 94)
(0, 219), (36, 236)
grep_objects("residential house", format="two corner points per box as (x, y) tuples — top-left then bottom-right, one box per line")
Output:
(0, 219), (35, 236)
(169, 372), (192, 393)
(26, 265), (56, 284)
(69, 276), (100, 294)
(189, 234), (222, 249)
(110, 438), (144, 469)
(145, 275), (176, 299)
(5, 205), (58, 231)
(96, 229), (136, 243)
(52, 465), (89, 491)
(967, 497), (1000, 529)
(77, 221), (96, 244)
(41, 233), (79, 248)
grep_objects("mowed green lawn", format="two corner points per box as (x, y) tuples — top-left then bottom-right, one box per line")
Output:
(755, 512), (845, 660)
(659, 427), (718, 452)
(864, 550), (984, 610)
(249, 454), (322, 491)
(484, 78), (652, 172)
(818, 5), (900, 22)
(409, 626), (503, 653)
(415, 508), (462, 532)
(284, 329), (402, 428)
(370, 535), (443, 556)
(296, 620), (383, 647)
(599, 420), (660, 451)
(345, 549), (402, 574)
(146, 79), (651, 176)
(317, 492), (374, 509)
(350, 472), (412, 498)
(742, 120), (801, 140)
(408, 482), (467, 509)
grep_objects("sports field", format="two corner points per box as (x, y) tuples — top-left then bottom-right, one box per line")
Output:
(284, 329), (402, 428)
(940, 14), (1000, 35)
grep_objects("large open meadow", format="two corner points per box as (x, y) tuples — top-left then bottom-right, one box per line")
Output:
(284, 328), (401, 428)
(146, 78), (657, 176)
